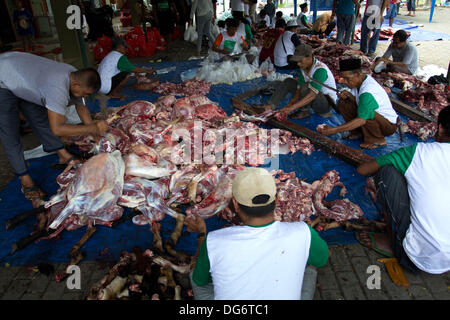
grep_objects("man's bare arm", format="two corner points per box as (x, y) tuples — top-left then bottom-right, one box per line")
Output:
(48, 109), (107, 137)
(75, 105), (94, 125)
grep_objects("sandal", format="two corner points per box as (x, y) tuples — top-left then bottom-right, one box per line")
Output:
(21, 185), (46, 200)
(355, 231), (394, 258)
(360, 142), (387, 149)
(50, 155), (80, 170)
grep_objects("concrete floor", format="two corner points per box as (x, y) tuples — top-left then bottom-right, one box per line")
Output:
(0, 6), (449, 300)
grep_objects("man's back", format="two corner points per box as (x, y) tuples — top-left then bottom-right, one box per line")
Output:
(202, 221), (313, 299)
(0, 51), (75, 115)
(402, 142), (450, 273)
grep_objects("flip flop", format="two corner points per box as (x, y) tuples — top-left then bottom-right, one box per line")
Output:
(355, 231), (394, 258)
(360, 142), (387, 149)
(50, 155), (80, 170)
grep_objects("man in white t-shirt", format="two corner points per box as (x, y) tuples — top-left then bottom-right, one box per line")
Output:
(318, 58), (399, 149)
(267, 44), (337, 119)
(185, 167), (329, 300)
(356, 106), (450, 275)
(212, 18), (249, 58)
(98, 37), (156, 100)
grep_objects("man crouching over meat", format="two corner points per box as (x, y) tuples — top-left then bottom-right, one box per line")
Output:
(184, 167), (329, 300)
(317, 58), (399, 149)
(0, 51), (108, 202)
(263, 43), (337, 120)
(356, 106), (450, 275)
(97, 36), (157, 100)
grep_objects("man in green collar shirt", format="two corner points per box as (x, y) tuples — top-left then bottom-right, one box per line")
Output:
(98, 37), (156, 100)
(317, 58), (399, 149)
(266, 44), (337, 120)
(184, 167), (329, 300)
(356, 106), (450, 275)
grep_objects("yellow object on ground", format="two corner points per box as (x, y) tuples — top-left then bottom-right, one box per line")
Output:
(378, 257), (410, 289)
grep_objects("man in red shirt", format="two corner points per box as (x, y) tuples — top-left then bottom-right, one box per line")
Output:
(258, 18), (286, 64)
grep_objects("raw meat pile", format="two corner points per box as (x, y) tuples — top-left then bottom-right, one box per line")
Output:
(223, 169), (364, 225)
(400, 120), (438, 141)
(58, 96), (315, 228)
(298, 35), (372, 82)
(154, 79), (211, 96)
(396, 83), (449, 118)
(44, 150), (125, 237)
(353, 27), (410, 42)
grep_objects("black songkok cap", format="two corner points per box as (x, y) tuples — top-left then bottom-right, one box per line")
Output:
(339, 58), (361, 71)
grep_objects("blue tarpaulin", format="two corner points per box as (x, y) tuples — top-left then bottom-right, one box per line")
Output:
(0, 59), (427, 266)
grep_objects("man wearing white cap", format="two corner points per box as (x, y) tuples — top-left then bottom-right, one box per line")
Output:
(184, 167), (329, 300)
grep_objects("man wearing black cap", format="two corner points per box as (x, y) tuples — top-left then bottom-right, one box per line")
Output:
(317, 58), (399, 149)
(97, 36), (156, 100)
(296, 3), (313, 34)
(184, 167), (329, 300)
(266, 43), (337, 119)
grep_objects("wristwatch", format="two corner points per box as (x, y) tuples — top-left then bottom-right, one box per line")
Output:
(197, 232), (206, 239)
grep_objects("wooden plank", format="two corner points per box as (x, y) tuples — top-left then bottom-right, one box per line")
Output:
(231, 96), (374, 167)
(390, 98), (436, 123)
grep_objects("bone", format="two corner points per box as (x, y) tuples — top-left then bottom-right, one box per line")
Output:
(98, 276), (128, 300)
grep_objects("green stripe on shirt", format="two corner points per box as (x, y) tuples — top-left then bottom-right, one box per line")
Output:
(117, 55), (135, 73)
(301, 15), (308, 26)
(310, 68), (328, 92)
(376, 143), (418, 175)
(192, 223), (330, 286)
(192, 234), (212, 286)
(245, 24), (253, 40)
(357, 92), (380, 120)
(306, 225), (329, 267)
(298, 69), (306, 86)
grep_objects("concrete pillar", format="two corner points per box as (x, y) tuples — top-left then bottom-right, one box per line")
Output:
(49, 0), (94, 69)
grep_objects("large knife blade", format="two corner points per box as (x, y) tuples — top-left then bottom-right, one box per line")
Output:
(304, 73), (342, 94)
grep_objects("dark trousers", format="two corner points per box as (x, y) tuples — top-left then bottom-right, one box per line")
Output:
(360, 14), (381, 54)
(338, 98), (397, 144)
(324, 21), (336, 37)
(374, 165), (420, 273)
(267, 78), (332, 115)
(0, 88), (64, 176)
(109, 71), (130, 94)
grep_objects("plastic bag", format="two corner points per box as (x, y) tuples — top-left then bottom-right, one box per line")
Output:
(373, 61), (386, 74)
(191, 30), (198, 43)
(184, 25), (194, 41)
(259, 57), (275, 76)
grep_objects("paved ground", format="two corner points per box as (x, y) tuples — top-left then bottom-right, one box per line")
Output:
(0, 6), (449, 300)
